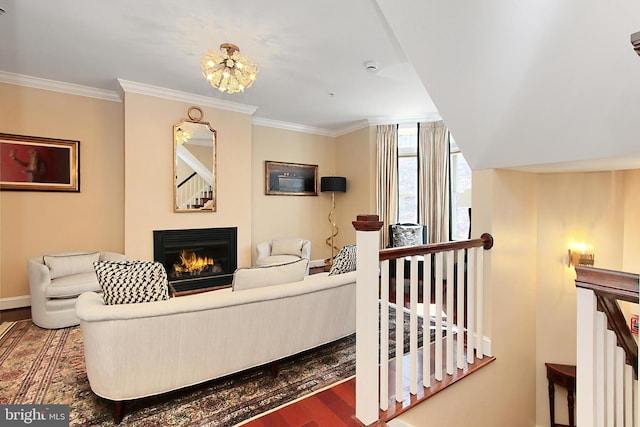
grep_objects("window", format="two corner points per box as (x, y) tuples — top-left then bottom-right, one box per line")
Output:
(450, 137), (472, 241)
(398, 125), (418, 223)
(396, 126), (471, 240)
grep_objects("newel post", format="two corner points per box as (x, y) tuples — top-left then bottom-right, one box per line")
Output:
(352, 214), (383, 425)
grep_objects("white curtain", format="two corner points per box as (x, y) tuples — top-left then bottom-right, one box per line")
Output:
(376, 124), (398, 248)
(418, 121), (450, 243)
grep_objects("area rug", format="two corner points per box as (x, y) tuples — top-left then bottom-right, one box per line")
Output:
(0, 303), (431, 426)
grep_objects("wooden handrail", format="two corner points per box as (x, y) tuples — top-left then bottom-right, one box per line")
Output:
(575, 266), (639, 303)
(575, 266), (639, 379)
(379, 233), (493, 261)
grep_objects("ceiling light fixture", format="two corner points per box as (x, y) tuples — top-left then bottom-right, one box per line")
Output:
(201, 43), (258, 94)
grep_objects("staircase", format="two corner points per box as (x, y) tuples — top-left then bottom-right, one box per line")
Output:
(575, 266), (639, 427)
(176, 173), (214, 210)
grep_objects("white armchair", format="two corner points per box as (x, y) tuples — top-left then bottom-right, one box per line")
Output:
(255, 238), (311, 275)
(28, 251), (125, 329)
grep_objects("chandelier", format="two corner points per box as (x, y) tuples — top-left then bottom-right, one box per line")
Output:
(175, 126), (192, 144)
(201, 43), (259, 94)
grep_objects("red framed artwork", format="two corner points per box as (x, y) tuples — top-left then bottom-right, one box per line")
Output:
(0, 133), (80, 192)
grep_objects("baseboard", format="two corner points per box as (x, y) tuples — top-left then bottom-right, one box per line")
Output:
(469, 333), (492, 357)
(0, 295), (31, 310)
(387, 419), (414, 427)
(309, 258), (326, 268)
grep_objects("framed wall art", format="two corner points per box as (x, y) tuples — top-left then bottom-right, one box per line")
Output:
(265, 161), (318, 196)
(0, 133), (80, 192)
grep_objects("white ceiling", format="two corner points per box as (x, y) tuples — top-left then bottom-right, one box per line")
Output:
(1, 0), (639, 172)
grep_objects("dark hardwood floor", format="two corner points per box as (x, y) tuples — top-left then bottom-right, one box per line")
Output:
(0, 306), (31, 322)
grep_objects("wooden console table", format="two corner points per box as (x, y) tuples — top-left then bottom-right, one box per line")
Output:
(545, 362), (576, 427)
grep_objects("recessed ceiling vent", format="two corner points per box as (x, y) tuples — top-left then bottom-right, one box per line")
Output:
(632, 31), (640, 57)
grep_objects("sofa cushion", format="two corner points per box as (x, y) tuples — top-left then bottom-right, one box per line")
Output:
(233, 258), (308, 291)
(93, 260), (169, 305)
(270, 239), (304, 257)
(43, 252), (101, 280)
(329, 245), (357, 276)
(254, 254), (300, 267)
(45, 272), (101, 299)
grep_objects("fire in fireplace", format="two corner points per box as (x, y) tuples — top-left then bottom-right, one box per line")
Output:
(153, 227), (237, 293)
(171, 250), (223, 278)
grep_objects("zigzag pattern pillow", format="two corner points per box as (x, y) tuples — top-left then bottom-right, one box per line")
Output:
(329, 245), (357, 276)
(93, 260), (170, 305)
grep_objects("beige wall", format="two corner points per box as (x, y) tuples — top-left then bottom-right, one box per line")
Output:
(398, 168), (639, 427)
(397, 169), (539, 426)
(535, 170), (627, 426)
(251, 125), (336, 263)
(334, 125), (377, 246)
(0, 83), (124, 302)
(123, 92), (253, 267)
(623, 169), (640, 273)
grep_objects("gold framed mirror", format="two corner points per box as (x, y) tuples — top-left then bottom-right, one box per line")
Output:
(174, 106), (216, 212)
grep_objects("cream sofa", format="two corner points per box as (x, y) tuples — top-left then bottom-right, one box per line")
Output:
(28, 251), (126, 329)
(75, 268), (356, 422)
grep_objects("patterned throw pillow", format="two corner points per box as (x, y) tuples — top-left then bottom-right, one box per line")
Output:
(391, 224), (424, 247)
(93, 260), (169, 305)
(328, 245), (357, 276)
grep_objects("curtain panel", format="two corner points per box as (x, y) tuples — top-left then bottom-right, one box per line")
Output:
(376, 124), (399, 248)
(418, 121), (450, 243)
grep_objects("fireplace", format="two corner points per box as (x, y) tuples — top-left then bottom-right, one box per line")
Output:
(153, 227), (237, 293)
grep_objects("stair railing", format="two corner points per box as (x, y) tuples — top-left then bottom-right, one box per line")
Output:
(176, 173), (212, 210)
(575, 266), (639, 427)
(352, 214), (494, 424)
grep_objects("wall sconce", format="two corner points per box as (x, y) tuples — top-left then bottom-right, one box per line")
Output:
(568, 244), (595, 267)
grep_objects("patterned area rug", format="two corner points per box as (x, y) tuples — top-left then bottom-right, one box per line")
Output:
(0, 303), (429, 426)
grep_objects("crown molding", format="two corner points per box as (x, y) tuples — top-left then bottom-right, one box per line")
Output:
(333, 120), (371, 137)
(367, 113), (442, 126)
(0, 71), (121, 102)
(252, 117), (336, 137)
(1, 71), (442, 138)
(117, 79), (258, 115)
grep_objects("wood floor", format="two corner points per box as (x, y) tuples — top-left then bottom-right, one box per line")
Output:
(0, 298), (495, 427)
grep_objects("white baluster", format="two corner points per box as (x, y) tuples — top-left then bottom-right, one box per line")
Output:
(395, 258), (404, 401)
(446, 250), (454, 375)
(596, 311), (606, 427)
(435, 252), (444, 381)
(380, 259), (389, 411)
(423, 253), (432, 388)
(456, 249), (465, 369)
(466, 248), (476, 364)
(476, 248), (484, 358)
(576, 287), (597, 427)
(606, 330), (615, 427)
(409, 255), (419, 395)
(615, 347), (624, 426)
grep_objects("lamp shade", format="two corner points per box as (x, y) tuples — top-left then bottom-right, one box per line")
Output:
(321, 176), (347, 193)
